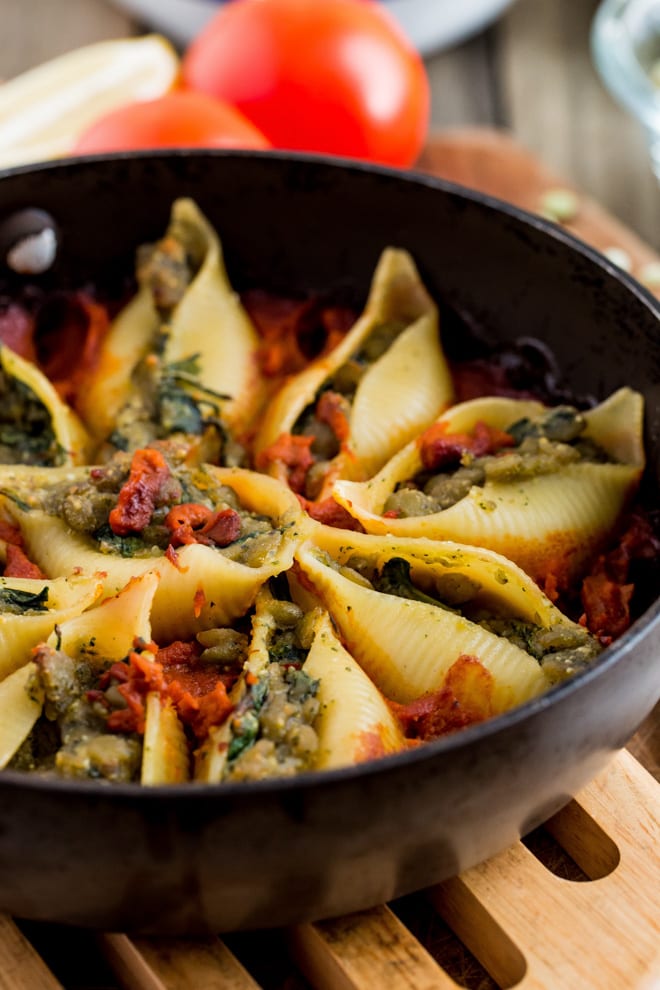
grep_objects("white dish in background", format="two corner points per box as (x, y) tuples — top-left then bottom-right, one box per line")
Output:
(111, 0), (517, 56)
(384, 0), (517, 54)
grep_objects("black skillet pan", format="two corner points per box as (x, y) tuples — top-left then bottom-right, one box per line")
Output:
(0, 151), (658, 934)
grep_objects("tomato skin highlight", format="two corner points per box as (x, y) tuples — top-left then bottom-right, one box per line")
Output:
(181, 0), (430, 167)
(72, 90), (271, 153)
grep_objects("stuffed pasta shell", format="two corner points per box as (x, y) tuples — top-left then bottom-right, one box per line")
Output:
(0, 344), (92, 466)
(296, 531), (602, 717)
(254, 248), (453, 505)
(0, 451), (308, 641)
(76, 198), (263, 463)
(332, 389), (645, 588)
(0, 573), (102, 681)
(195, 582), (406, 782)
(301, 610), (407, 770)
(1, 572), (237, 783)
(0, 572), (161, 777)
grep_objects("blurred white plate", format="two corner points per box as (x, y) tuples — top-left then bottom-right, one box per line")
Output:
(112, 0), (517, 56)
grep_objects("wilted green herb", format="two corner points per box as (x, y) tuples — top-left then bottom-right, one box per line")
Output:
(0, 585), (49, 614)
(374, 557), (458, 613)
(94, 523), (150, 558)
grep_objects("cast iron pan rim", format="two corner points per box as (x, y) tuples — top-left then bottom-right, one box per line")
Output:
(0, 149), (658, 797)
(1, 147), (659, 320)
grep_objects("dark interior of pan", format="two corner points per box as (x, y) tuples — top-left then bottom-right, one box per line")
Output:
(0, 151), (658, 934)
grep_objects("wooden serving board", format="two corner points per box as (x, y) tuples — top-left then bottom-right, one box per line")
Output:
(0, 128), (658, 990)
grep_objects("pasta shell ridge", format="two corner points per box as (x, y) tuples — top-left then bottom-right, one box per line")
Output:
(0, 661), (43, 769)
(0, 345), (93, 466)
(330, 392), (645, 584)
(253, 246), (444, 475)
(296, 543), (548, 709)
(142, 692), (190, 785)
(0, 574), (103, 681)
(302, 611), (406, 770)
(349, 311), (453, 476)
(74, 286), (157, 442)
(162, 199), (263, 433)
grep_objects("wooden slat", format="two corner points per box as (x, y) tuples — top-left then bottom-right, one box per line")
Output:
(289, 905), (459, 990)
(0, 915), (64, 990)
(627, 703), (660, 784)
(429, 750), (660, 990)
(101, 933), (261, 990)
(545, 749), (660, 878)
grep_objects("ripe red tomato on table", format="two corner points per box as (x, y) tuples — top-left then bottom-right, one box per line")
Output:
(181, 0), (430, 167)
(73, 90), (271, 154)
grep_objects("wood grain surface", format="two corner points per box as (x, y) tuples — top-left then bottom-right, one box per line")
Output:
(0, 917), (64, 990)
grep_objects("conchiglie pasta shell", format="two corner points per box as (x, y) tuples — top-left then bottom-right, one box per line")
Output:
(312, 528), (569, 628)
(332, 391), (644, 585)
(5, 468), (307, 642)
(76, 199), (263, 442)
(302, 611), (406, 770)
(0, 345), (93, 465)
(349, 311), (453, 477)
(296, 540), (551, 708)
(399, 464), (640, 585)
(332, 396), (548, 527)
(582, 387), (645, 467)
(195, 585), (295, 783)
(142, 692), (190, 785)
(146, 468), (308, 639)
(0, 661), (43, 768)
(75, 286), (157, 441)
(161, 199), (262, 434)
(253, 247), (452, 477)
(0, 574), (103, 681)
(46, 571), (159, 667)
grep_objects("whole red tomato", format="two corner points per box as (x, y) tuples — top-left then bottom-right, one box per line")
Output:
(182, 0), (429, 167)
(73, 90), (271, 154)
